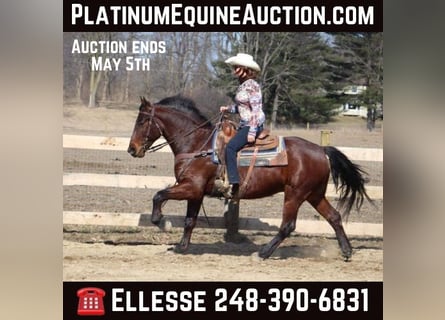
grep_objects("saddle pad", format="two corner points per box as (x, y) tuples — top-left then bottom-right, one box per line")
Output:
(211, 133), (288, 167)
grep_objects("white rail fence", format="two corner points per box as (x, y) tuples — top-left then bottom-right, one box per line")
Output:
(63, 135), (383, 237)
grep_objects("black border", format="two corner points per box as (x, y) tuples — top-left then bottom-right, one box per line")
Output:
(64, 281), (382, 319)
(63, 0), (383, 32)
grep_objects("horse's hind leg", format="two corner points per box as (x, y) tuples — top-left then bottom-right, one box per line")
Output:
(309, 195), (352, 261)
(174, 198), (203, 253)
(259, 186), (302, 259)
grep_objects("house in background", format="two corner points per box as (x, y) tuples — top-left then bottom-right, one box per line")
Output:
(338, 85), (368, 117)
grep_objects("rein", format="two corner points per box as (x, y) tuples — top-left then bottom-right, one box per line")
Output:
(139, 106), (221, 154)
(174, 114), (224, 162)
(175, 112), (225, 160)
(137, 107), (224, 227)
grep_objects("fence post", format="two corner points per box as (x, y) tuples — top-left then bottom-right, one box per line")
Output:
(223, 199), (245, 242)
(320, 130), (332, 146)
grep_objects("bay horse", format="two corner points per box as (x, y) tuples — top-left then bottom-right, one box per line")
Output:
(127, 95), (373, 261)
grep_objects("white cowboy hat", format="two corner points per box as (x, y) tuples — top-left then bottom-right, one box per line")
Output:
(225, 53), (261, 72)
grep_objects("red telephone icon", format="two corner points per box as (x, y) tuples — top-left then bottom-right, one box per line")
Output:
(77, 287), (105, 316)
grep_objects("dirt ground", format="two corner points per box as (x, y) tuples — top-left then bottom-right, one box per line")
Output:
(63, 101), (383, 281)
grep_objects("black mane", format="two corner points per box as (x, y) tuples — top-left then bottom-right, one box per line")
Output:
(157, 95), (210, 125)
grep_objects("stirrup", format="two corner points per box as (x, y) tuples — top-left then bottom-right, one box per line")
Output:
(224, 184), (239, 199)
(214, 179), (230, 196)
(214, 180), (232, 198)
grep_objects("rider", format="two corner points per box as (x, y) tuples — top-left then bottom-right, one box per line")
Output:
(219, 53), (266, 198)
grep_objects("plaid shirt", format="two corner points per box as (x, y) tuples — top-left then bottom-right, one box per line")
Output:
(229, 79), (265, 138)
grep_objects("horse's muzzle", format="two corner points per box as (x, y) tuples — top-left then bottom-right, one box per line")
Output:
(127, 145), (136, 157)
(127, 145), (144, 158)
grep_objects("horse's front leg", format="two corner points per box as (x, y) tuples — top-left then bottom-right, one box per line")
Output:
(174, 199), (203, 253)
(151, 182), (203, 253)
(151, 182), (199, 225)
(151, 188), (169, 226)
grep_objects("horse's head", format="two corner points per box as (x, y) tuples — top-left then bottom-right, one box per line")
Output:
(127, 97), (163, 158)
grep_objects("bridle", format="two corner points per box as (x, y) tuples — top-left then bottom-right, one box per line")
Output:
(137, 104), (222, 154)
(138, 106), (166, 153)
(136, 105), (224, 227)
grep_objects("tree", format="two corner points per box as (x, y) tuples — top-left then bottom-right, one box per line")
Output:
(329, 33), (383, 111)
(64, 32), (117, 107)
(212, 32), (340, 126)
(63, 32), (89, 101)
(84, 32), (108, 108)
(63, 32), (383, 125)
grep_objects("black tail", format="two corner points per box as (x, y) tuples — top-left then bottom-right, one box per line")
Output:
(324, 146), (374, 221)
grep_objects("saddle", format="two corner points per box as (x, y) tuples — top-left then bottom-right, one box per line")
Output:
(212, 119), (288, 167)
(242, 129), (278, 151)
(212, 118), (288, 199)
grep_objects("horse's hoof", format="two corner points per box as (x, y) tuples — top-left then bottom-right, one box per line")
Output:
(258, 248), (271, 260)
(342, 252), (352, 262)
(151, 213), (164, 226)
(250, 252), (263, 262)
(173, 244), (188, 254)
(159, 218), (172, 232)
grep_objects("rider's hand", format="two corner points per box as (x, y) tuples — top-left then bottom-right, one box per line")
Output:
(247, 135), (255, 143)
(220, 106), (229, 113)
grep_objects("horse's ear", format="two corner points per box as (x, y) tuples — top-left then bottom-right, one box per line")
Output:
(140, 96), (151, 106)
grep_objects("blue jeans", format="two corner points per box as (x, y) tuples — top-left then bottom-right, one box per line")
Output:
(225, 125), (262, 184)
